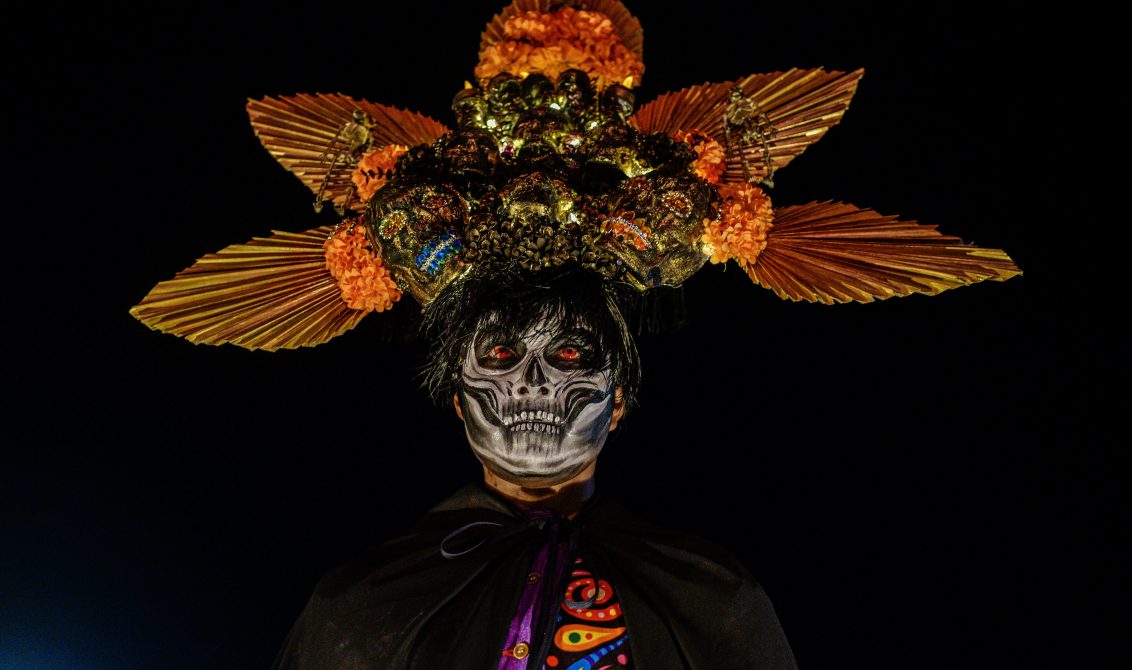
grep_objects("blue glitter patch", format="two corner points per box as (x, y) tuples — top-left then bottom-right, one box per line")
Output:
(414, 231), (463, 274)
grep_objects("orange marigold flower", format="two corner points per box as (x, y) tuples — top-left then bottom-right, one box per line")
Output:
(324, 224), (402, 313)
(351, 144), (408, 203)
(475, 8), (644, 87)
(677, 130), (726, 184)
(702, 183), (774, 266)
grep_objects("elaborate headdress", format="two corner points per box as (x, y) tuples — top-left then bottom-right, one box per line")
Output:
(131, 0), (1020, 351)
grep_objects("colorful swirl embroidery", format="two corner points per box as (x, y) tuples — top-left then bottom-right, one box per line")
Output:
(544, 555), (631, 668)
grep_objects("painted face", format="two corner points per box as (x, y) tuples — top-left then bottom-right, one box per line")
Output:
(458, 313), (616, 485)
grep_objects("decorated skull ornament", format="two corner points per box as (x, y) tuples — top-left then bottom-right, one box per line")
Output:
(366, 180), (470, 303)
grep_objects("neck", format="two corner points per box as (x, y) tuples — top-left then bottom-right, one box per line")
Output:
(483, 462), (596, 519)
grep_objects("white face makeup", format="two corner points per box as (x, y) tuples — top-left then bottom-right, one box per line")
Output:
(458, 313), (616, 485)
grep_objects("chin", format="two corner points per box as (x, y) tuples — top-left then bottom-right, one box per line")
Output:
(500, 466), (586, 489)
(483, 449), (596, 488)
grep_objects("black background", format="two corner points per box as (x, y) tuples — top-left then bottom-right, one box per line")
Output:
(4, 2), (1118, 669)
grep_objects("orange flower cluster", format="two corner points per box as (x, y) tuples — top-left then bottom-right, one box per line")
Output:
(351, 144), (408, 203)
(323, 224), (402, 313)
(475, 8), (644, 87)
(702, 183), (774, 266)
(677, 130), (726, 184)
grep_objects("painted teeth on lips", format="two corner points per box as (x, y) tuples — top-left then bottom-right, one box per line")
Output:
(502, 412), (562, 426)
(505, 422), (561, 434)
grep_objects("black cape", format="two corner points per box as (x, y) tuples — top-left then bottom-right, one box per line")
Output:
(272, 483), (797, 669)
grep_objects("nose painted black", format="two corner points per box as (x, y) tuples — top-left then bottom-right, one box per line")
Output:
(517, 357), (549, 395)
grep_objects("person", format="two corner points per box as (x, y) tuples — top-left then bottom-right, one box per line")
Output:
(128, 1), (1020, 667)
(270, 268), (800, 669)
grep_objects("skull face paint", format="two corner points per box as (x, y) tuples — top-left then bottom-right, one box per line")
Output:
(458, 314), (616, 485)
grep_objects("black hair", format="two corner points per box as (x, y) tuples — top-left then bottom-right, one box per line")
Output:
(419, 265), (642, 416)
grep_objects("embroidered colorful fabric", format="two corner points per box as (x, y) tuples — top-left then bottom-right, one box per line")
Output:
(544, 555), (632, 669)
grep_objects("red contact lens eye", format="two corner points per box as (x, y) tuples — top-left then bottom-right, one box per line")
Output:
(559, 347), (579, 360)
(491, 346), (514, 359)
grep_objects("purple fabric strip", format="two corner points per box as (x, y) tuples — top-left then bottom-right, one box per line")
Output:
(497, 512), (570, 670)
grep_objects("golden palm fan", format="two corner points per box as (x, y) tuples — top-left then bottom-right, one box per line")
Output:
(753, 202), (1020, 304)
(632, 68), (864, 185)
(131, 227), (369, 351)
(246, 94), (449, 213)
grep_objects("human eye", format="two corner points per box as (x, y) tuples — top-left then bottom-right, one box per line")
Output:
(488, 345), (518, 360)
(548, 341), (592, 367)
(554, 345), (582, 361)
(474, 338), (525, 369)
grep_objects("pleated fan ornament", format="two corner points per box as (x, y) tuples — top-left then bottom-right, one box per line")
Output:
(131, 0), (1021, 351)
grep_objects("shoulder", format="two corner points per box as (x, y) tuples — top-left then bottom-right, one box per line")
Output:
(310, 483), (519, 600)
(275, 484), (528, 668)
(582, 498), (798, 669)
(584, 496), (752, 578)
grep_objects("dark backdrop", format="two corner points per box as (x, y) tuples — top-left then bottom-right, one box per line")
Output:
(5, 2), (1115, 669)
